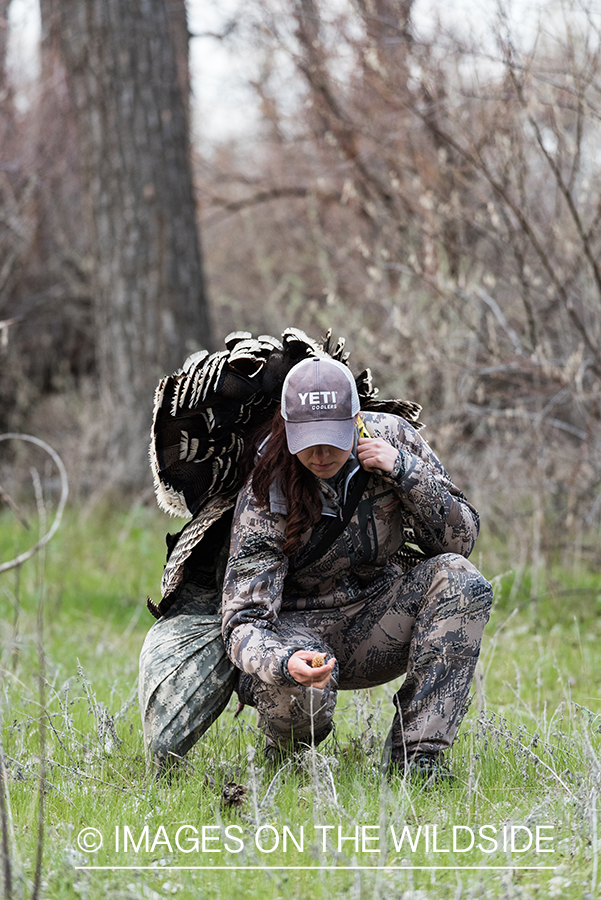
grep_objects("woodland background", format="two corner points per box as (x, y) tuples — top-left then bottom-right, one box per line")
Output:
(1, 0), (601, 575)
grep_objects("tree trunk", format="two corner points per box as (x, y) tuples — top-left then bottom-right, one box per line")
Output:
(57, 0), (212, 486)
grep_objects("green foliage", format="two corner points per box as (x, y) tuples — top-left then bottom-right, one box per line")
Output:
(0, 508), (600, 899)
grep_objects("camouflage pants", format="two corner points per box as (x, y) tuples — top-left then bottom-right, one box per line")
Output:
(139, 553), (491, 768)
(239, 553), (492, 757)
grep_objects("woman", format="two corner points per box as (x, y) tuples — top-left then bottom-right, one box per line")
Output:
(222, 355), (493, 778)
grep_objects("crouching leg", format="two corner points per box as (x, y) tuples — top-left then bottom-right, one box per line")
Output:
(388, 553), (493, 767)
(238, 623), (338, 755)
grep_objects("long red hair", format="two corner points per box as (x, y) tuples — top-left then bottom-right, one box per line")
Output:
(246, 408), (323, 556)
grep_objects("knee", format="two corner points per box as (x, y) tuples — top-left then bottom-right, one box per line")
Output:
(434, 553), (493, 617)
(470, 570), (493, 619)
(460, 561), (493, 621)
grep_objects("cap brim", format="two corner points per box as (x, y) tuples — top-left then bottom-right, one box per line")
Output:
(285, 419), (355, 455)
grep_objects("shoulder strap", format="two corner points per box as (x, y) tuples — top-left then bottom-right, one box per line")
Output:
(289, 467), (370, 573)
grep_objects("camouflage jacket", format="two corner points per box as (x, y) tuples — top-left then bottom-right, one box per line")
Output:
(221, 411), (480, 687)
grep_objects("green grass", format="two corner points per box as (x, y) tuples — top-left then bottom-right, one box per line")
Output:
(0, 506), (600, 899)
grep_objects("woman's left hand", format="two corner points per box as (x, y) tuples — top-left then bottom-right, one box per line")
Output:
(357, 437), (398, 475)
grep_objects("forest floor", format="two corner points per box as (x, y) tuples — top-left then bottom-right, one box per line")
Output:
(0, 505), (599, 900)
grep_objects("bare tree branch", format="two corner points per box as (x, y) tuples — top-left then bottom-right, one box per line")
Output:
(0, 435), (69, 575)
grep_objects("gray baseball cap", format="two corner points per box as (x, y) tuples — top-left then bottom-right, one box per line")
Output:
(281, 356), (360, 454)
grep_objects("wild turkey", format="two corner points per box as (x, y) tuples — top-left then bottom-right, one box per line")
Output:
(148, 327), (424, 617)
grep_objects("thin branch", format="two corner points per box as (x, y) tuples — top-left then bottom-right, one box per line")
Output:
(0, 318), (22, 351)
(189, 20), (237, 41)
(0, 717), (12, 899)
(464, 403), (588, 440)
(0, 483), (30, 530)
(3, 757), (80, 814)
(204, 186), (311, 221)
(5, 754), (139, 799)
(0, 436), (69, 575)
(473, 286), (526, 356)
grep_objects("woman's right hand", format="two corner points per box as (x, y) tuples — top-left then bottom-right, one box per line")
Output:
(287, 650), (336, 689)
(357, 436), (399, 474)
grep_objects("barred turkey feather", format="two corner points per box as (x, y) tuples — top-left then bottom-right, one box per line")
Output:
(224, 330), (252, 350)
(282, 326), (321, 360)
(257, 334), (283, 352)
(159, 494), (236, 605)
(173, 368), (195, 413)
(148, 327), (425, 617)
(333, 337), (346, 361)
(181, 348), (209, 374)
(194, 353), (217, 405)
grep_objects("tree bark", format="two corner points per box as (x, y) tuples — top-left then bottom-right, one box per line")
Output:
(57, 0), (212, 485)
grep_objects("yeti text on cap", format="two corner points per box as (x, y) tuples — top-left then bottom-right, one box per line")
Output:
(298, 391), (339, 410)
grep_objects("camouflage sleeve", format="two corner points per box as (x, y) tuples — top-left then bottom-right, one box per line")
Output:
(363, 412), (480, 557)
(221, 481), (307, 686)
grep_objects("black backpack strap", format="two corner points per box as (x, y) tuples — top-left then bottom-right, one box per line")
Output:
(290, 467), (371, 573)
